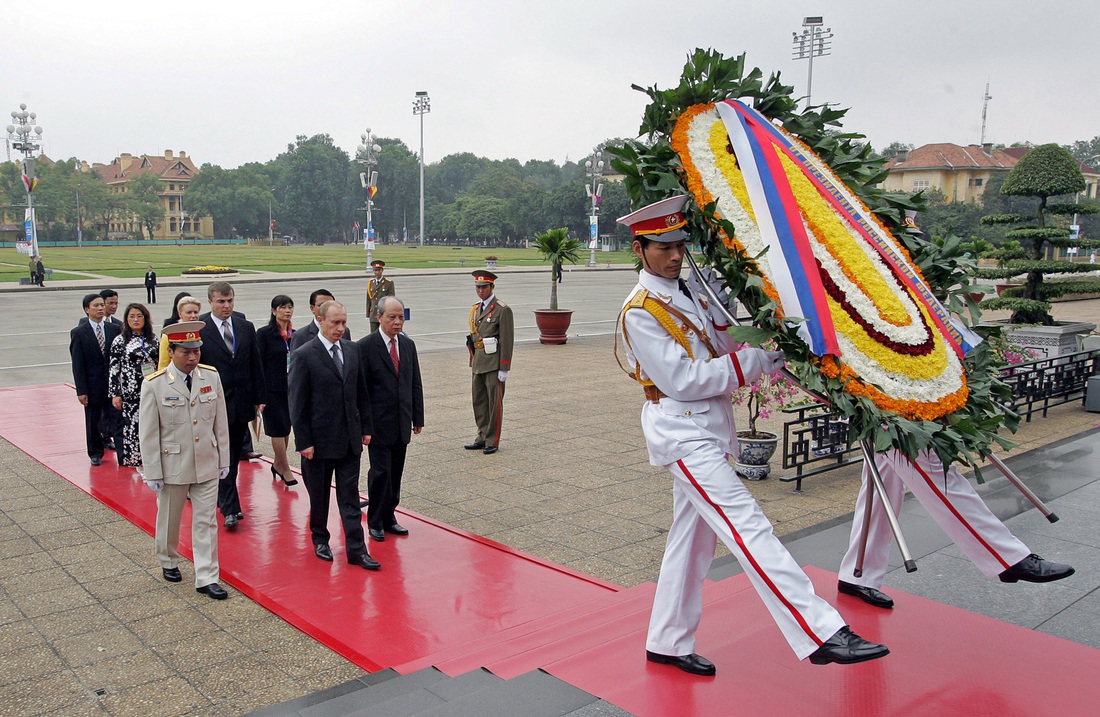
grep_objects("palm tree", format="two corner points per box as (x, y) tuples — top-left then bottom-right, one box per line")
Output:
(533, 227), (582, 310)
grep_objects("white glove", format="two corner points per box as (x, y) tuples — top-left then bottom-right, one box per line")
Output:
(146, 479), (164, 493)
(733, 348), (786, 386)
(218, 467), (230, 481)
(686, 267), (736, 323)
(498, 370), (508, 383)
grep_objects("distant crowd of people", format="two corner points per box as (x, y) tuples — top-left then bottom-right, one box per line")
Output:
(69, 260), (513, 601)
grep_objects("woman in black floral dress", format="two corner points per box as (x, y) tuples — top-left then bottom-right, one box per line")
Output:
(109, 303), (159, 469)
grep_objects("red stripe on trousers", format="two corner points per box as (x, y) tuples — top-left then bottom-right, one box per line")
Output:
(490, 378), (505, 447)
(911, 460), (1011, 569)
(676, 459), (823, 646)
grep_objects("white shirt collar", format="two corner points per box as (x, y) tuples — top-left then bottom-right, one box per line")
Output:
(319, 334), (339, 352)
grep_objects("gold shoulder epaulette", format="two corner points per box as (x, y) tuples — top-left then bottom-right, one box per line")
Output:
(146, 367), (167, 380)
(197, 363), (218, 372)
(627, 288), (649, 308)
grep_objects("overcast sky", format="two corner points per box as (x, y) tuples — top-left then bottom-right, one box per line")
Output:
(7, 0), (1097, 169)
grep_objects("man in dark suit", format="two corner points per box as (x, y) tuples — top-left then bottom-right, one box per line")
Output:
(358, 296), (424, 541)
(70, 293), (121, 465)
(199, 281), (265, 529)
(144, 266), (158, 304)
(100, 289), (124, 328)
(289, 301), (379, 571)
(290, 289), (352, 351)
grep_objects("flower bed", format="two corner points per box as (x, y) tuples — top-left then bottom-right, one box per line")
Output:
(181, 265), (239, 276)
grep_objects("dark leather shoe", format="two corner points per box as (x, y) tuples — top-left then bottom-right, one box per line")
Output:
(646, 651), (716, 676)
(464, 441), (486, 450)
(242, 451), (262, 460)
(385, 523), (409, 536)
(838, 580), (894, 609)
(358, 498), (370, 508)
(90, 456), (102, 466)
(369, 528), (386, 542)
(999, 553), (1075, 583)
(314, 544), (333, 561)
(809, 626), (889, 665)
(235, 512), (245, 520)
(196, 583), (228, 600)
(348, 553), (381, 571)
(483, 446), (498, 455)
(162, 567), (182, 583)
(223, 513), (238, 529)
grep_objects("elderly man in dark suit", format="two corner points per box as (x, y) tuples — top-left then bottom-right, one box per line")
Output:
(358, 296), (424, 541)
(289, 300), (379, 570)
(290, 288), (352, 351)
(70, 293), (122, 465)
(199, 281), (264, 529)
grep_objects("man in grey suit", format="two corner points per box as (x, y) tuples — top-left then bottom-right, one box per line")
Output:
(139, 321), (231, 600)
(358, 297), (424, 541)
(289, 301), (379, 571)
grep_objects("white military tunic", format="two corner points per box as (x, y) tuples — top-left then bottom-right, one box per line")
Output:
(839, 449), (1030, 587)
(621, 270), (845, 660)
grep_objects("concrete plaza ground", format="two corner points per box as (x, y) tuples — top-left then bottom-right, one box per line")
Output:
(1, 268), (1098, 714)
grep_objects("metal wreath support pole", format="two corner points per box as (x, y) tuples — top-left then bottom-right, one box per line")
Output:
(986, 453), (1059, 523)
(683, 253), (917, 573)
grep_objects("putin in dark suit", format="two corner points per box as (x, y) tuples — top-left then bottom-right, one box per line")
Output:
(70, 293), (122, 465)
(289, 301), (379, 570)
(358, 297), (424, 541)
(199, 282), (265, 528)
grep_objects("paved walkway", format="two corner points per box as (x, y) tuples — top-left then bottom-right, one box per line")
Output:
(1, 272), (1098, 715)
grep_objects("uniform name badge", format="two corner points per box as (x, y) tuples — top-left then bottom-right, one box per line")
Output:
(483, 336), (498, 355)
(141, 360), (157, 378)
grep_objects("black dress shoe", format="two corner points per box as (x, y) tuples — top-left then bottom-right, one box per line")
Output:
(235, 512), (245, 520)
(999, 553), (1075, 583)
(838, 580), (894, 609)
(464, 441), (486, 450)
(385, 523), (409, 536)
(314, 544), (334, 561)
(162, 567), (182, 583)
(369, 528), (386, 542)
(90, 456), (102, 466)
(196, 583), (229, 600)
(348, 553), (381, 570)
(646, 651), (716, 676)
(358, 498), (370, 508)
(483, 446), (498, 455)
(809, 626), (889, 665)
(242, 451), (262, 460)
(223, 514), (238, 529)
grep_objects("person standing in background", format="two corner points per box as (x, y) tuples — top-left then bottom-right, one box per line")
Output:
(366, 260), (396, 335)
(144, 265), (158, 304)
(464, 270), (513, 455)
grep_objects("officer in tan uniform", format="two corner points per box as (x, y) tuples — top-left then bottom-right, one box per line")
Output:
(139, 321), (232, 600)
(464, 270), (513, 455)
(366, 260), (396, 334)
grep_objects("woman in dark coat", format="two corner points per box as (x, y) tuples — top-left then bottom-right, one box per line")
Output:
(108, 303), (158, 470)
(256, 294), (297, 486)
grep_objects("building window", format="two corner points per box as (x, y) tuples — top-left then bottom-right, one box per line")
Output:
(912, 180), (930, 191)
(968, 177), (984, 187)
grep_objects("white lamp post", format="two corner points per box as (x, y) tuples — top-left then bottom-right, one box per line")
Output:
(6, 104), (44, 258)
(584, 152), (605, 267)
(357, 129), (382, 266)
(413, 91), (430, 246)
(791, 16), (833, 110)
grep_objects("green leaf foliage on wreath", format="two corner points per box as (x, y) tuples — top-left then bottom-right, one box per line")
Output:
(606, 48), (1018, 471)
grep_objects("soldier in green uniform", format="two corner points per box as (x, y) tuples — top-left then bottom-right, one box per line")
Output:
(464, 270), (513, 455)
(366, 260), (396, 334)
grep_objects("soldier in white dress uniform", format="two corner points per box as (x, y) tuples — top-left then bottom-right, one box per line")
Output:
(139, 321), (232, 600)
(617, 196), (889, 675)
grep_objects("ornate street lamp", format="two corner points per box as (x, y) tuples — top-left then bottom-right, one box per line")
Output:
(412, 91), (430, 246)
(791, 16), (833, 110)
(584, 152), (605, 267)
(357, 129), (382, 266)
(6, 104), (44, 258)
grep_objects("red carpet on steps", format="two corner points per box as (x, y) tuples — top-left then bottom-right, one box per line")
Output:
(4, 383), (1100, 717)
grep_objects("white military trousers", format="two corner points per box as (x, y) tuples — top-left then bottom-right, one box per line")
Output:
(647, 442), (846, 660)
(155, 478), (220, 588)
(839, 449), (1030, 587)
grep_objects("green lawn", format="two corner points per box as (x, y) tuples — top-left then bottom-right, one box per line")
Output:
(1, 245), (597, 282)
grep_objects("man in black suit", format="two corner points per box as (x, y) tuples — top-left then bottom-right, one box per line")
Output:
(358, 297), (424, 541)
(199, 281), (265, 529)
(290, 289), (351, 351)
(289, 301), (379, 571)
(100, 289), (124, 328)
(70, 293), (121, 465)
(144, 266), (157, 304)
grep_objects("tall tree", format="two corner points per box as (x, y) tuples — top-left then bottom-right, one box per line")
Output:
(273, 134), (351, 242)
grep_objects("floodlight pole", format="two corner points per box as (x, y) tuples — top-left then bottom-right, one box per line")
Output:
(791, 16), (833, 110)
(413, 91), (430, 246)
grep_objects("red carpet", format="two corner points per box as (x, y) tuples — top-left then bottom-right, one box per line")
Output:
(5, 383), (1100, 716)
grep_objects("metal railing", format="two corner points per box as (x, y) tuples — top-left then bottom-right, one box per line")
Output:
(1001, 349), (1100, 421)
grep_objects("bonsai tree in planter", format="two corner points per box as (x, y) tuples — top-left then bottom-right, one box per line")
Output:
(531, 227), (582, 344)
(977, 144), (1100, 325)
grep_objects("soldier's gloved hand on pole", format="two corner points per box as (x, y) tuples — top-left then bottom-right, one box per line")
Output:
(685, 267), (737, 323)
(146, 479), (164, 493)
(498, 370), (508, 383)
(218, 467), (230, 481)
(733, 348), (786, 386)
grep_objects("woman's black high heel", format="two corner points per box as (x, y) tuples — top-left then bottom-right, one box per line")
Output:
(271, 465), (298, 487)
